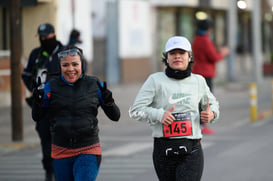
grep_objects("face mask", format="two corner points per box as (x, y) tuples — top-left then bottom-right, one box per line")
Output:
(39, 36), (58, 54)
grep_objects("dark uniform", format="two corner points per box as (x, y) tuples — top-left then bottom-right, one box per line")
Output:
(21, 23), (63, 181)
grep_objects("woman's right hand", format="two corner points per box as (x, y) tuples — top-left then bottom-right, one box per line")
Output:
(219, 46), (230, 57)
(161, 106), (175, 125)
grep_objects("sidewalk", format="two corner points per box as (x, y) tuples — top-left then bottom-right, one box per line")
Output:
(0, 76), (272, 155)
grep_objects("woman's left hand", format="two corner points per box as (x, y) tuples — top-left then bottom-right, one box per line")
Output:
(161, 106), (175, 125)
(200, 102), (214, 123)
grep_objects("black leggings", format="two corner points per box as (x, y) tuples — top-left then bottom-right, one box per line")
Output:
(153, 138), (204, 181)
(36, 118), (52, 173)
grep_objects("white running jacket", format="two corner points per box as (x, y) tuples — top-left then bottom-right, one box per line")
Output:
(129, 72), (219, 139)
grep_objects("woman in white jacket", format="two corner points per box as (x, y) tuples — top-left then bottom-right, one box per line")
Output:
(129, 36), (219, 181)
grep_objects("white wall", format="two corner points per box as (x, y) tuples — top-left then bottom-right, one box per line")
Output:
(150, 0), (198, 6)
(211, 0), (253, 10)
(57, 0), (93, 61)
(119, 0), (152, 58)
(92, 0), (107, 38)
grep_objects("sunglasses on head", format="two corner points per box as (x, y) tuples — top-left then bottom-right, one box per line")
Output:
(58, 48), (82, 59)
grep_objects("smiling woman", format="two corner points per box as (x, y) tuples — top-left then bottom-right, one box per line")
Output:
(59, 49), (83, 83)
(32, 45), (121, 181)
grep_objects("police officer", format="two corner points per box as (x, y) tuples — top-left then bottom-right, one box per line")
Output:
(21, 23), (63, 181)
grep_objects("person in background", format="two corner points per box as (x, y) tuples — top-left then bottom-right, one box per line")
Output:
(67, 29), (82, 46)
(192, 18), (229, 135)
(129, 36), (219, 181)
(67, 29), (88, 73)
(21, 23), (63, 181)
(32, 45), (120, 181)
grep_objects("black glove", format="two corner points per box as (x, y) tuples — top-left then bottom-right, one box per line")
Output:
(97, 81), (114, 105)
(32, 77), (45, 105)
(25, 96), (34, 108)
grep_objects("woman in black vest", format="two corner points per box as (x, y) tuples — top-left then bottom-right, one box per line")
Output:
(32, 45), (120, 181)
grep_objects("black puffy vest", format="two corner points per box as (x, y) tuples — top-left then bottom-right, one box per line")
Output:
(48, 76), (100, 149)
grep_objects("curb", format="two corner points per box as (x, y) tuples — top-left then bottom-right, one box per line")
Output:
(0, 143), (39, 155)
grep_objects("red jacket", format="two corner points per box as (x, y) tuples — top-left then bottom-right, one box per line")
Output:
(192, 34), (223, 78)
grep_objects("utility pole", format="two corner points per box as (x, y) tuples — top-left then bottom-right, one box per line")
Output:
(106, 1), (120, 84)
(71, 0), (75, 28)
(9, 0), (23, 141)
(251, 0), (263, 83)
(227, 0), (237, 81)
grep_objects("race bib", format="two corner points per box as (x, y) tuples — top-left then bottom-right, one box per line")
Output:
(163, 112), (192, 138)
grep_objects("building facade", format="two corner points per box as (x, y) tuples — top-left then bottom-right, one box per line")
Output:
(0, 0), (273, 97)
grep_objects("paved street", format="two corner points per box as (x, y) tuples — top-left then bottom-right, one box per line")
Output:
(203, 118), (273, 181)
(1, 116), (273, 181)
(0, 76), (273, 181)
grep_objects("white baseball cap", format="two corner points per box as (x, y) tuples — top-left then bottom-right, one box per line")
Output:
(165, 36), (192, 52)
